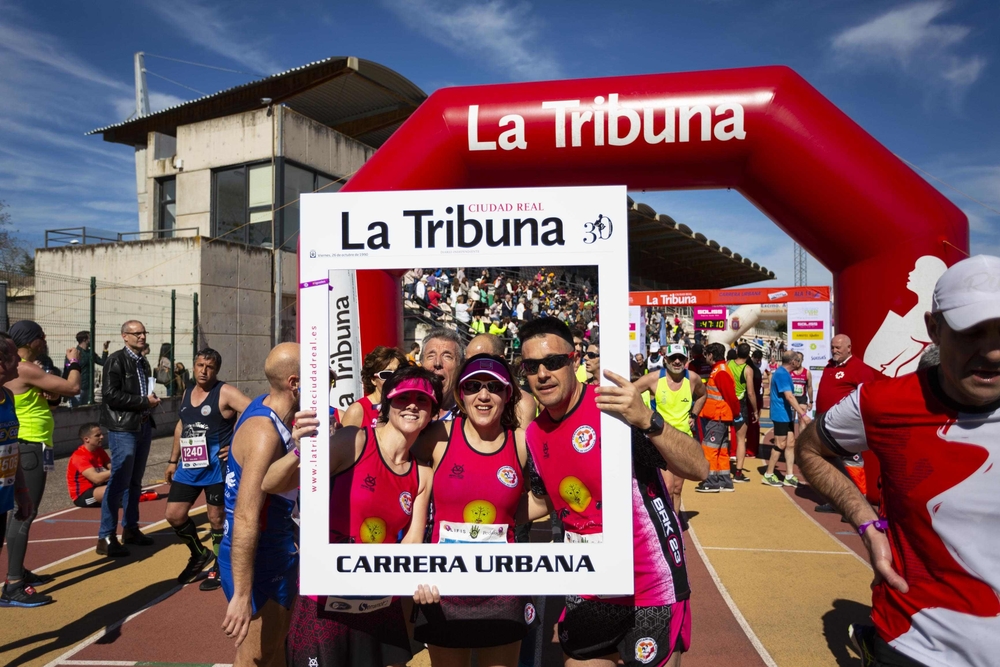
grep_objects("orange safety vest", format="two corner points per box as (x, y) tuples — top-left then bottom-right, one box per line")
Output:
(700, 361), (734, 421)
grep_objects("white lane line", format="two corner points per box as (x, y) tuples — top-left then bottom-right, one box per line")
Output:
(30, 536), (99, 544)
(687, 523), (779, 667)
(34, 503), (207, 573)
(779, 489), (872, 569)
(59, 661), (138, 665)
(37, 483), (168, 522)
(43, 582), (185, 667)
(701, 546), (857, 555)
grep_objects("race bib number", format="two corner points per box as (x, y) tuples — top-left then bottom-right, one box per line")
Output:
(438, 520), (508, 544)
(0, 444), (17, 486)
(565, 531), (603, 544)
(323, 595), (392, 614)
(793, 384), (804, 396)
(42, 447), (55, 473)
(180, 436), (210, 469)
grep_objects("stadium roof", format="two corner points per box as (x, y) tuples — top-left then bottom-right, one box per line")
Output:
(627, 197), (775, 290)
(89, 56), (427, 149)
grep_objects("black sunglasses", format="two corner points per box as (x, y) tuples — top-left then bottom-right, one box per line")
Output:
(461, 380), (507, 395)
(585, 351), (600, 359)
(521, 353), (574, 375)
(375, 369), (395, 380)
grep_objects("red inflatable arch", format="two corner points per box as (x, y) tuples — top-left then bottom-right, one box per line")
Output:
(341, 66), (968, 501)
(344, 66), (966, 354)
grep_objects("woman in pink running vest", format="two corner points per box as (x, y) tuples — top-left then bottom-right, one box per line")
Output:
(412, 353), (536, 667)
(342, 345), (408, 429)
(268, 365), (442, 667)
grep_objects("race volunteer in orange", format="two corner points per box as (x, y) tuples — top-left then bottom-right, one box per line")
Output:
(695, 343), (740, 493)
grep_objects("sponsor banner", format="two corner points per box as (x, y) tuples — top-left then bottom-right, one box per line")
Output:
(628, 306), (645, 356)
(629, 285), (830, 307)
(788, 301), (832, 404)
(300, 186), (633, 597)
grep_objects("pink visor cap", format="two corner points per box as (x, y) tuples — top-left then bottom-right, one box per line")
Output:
(459, 357), (512, 387)
(385, 377), (437, 403)
(932, 255), (1000, 331)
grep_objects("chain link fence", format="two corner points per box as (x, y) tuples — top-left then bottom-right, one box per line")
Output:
(1, 268), (198, 405)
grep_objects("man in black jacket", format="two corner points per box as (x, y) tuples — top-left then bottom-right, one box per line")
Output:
(97, 320), (160, 557)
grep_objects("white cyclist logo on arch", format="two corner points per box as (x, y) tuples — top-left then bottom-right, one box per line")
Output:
(864, 256), (947, 378)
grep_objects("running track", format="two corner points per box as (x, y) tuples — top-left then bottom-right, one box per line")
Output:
(0, 464), (873, 667)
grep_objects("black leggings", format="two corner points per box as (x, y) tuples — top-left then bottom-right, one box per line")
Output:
(6, 441), (46, 580)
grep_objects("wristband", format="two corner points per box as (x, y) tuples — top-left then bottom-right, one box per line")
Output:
(857, 519), (888, 537)
(293, 448), (300, 458)
(167, 460), (178, 465)
(65, 362), (82, 373)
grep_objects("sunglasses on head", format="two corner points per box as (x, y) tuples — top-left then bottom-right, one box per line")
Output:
(521, 353), (574, 375)
(585, 351), (599, 359)
(375, 369), (395, 380)
(461, 379), (507, 395)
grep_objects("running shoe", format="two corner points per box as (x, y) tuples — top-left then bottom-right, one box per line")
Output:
(849, 623), (878, 667)
(733, 471), (750, 483)
(199, 563), (222, 591)
(694, 481), (720, 493)
(761, 473), (783, 487)
(783, 475), (800, 487)
(719, 480), (735, 493)
(21, 569), (54, 585)
(729, 456), (737, 462)
(814, 503), (837, 513)
(0, 582), (53, 607)
(96, 535), (130, 557)
(178, 550), (214, 584)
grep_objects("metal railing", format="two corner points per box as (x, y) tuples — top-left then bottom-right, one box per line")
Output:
(44, 226), (201, 247)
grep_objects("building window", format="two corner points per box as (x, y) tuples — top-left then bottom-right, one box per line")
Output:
(155, 177), (176, 238)
(212, 163), (273, 246)
(280, 162), (340, 250)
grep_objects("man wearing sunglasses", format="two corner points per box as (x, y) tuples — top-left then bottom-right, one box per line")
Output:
(519, 317), (708, 667)
(97, 320), (161, 557)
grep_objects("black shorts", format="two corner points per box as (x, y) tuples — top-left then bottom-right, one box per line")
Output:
(167, 480), (224, 506)
(286, 595), (411, 667)
(413, 595), (536, 648)
(773, 421), (794, 437)
(73, 487), (102, 508)
(558, 597), (690, 666)
(732, 397), (747, 428)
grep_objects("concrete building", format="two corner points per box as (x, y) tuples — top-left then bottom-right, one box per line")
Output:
(36, 56), (426, 396)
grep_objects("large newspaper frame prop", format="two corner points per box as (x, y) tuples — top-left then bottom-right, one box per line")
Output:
(299, 186), (632, 596)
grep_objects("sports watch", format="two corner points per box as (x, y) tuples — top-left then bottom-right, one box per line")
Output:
(642, 410), (665, 437)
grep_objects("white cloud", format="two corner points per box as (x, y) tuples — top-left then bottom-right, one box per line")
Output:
(143, 0), (282, 76)
(830, 1), (985, 96)
(111, 91), (189, 124)
(384, 0), (562, 81)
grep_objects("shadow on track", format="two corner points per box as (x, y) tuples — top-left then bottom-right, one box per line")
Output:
(822, 598), (870, 667)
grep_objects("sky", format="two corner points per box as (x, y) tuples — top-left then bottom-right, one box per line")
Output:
(1, 0), (997, 286)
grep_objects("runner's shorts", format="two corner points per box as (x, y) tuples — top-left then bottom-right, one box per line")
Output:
(773, 421), (794, 437)
(73, 487), (101, 508)
(558, 597), (691, 667)
(167, 480), (224, 506)
(732, 397), (747, 428)
(413, 595), (537, 648)
(286, 595), (412, 667)
(220, 558), (297, 615)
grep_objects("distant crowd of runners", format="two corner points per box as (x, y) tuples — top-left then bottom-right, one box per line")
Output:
(1, 254), (997, 667)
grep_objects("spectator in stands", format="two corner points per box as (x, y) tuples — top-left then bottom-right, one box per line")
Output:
(67, 423), (111, 508)
(408, 343), (421, 364)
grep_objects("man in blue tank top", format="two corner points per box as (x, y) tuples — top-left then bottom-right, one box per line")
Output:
(220, 343), (300, 667)
(165, 348), (250, 590)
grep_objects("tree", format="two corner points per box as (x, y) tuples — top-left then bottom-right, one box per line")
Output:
(0, 201), (31, 274)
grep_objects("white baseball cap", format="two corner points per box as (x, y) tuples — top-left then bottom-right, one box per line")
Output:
(665, 344), (688, 359)
(649, 343), (661, 354)
(932, 255), (1000, 331)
